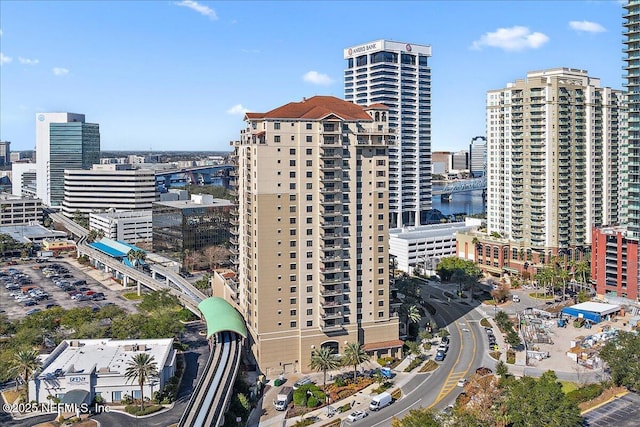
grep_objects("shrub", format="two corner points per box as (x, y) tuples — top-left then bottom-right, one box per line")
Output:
(378, 356), (396, 367)
(566, 383), (604, 406)
(404, 355), (426, 372)
(307, 396), (320, 407)
(338, 403), (351, 413)
(390, 388), (402, 400)
(333, 376), (346, 387)
(418, 360), (438, 373)
(320, 420), (342, 427)
(293, 390), (308, 407)
(124, 404), (164, 416)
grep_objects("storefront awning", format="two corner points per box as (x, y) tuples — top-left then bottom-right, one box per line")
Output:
(61, 389), (90, 405)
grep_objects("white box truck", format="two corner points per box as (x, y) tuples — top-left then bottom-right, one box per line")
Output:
(369, 391), (393, 411)
(274, 386), (293, 411)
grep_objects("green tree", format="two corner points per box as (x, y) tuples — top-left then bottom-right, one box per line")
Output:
(404, 304), (421, 337)
(405, 340), (422, 360)
(124, 352), (158, 411)
(342, 342), (371, 382)
(392, 407), (439, 427)
(506, 330), (521, 348)
(9, 349), (42, 399)
(495, 360), (509, 378)
(600, 331), (640, 390)
(72, 210), (89, 229)
(309, 347), (341, 391)
(138, 290), (181, 313)
(504, 371), (582, 427)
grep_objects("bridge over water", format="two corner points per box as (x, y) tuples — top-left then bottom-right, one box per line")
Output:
(433, 177), (486, 200)
(155, 164), (235, 190)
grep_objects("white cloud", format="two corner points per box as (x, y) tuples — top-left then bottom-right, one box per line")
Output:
(18, 57), (39, 65)
(0, 52), (11, 65)
(175, 0), (217, 20)
(52, 67), (69, 76)
(569, 20), (606, 33)
(303, 71), (333, 86)
(471, 26), (549, 52)
(227, 104), (249, 115)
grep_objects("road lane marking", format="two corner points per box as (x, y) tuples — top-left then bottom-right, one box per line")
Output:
(370, 399), (422, 427)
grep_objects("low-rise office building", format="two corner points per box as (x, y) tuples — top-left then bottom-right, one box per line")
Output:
(30, 338), (176, 405)
(389, 220), (481, 273)
(90, 210), (152, 244)
(152, 195), (233, 267)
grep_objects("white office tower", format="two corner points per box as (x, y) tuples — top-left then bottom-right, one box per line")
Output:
(486, 68), (622, 250)
(344, 40), (432, 227)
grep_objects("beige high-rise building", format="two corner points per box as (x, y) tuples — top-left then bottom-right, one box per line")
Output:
(228, 96), (401, 375)
(487, 68), (622, 253)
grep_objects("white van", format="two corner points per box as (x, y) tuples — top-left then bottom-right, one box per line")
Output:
(369, 392), (393, 411)
(512, 295), (521, 303)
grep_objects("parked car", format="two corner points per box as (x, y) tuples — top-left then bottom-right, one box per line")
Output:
(91, 292), (105, 301)
(24, 299), (37, 307)
(75, 294), (91, 302)
(293, 376), (314, 390)
(457, 378), (467, 387)
(45, 303), (60, 309)
(26, 308), (41, 316)
(437, 343), (449, 353)
(347, 410), (368, 422)
(435, 351), (446, 361)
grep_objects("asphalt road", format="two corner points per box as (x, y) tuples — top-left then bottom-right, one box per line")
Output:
(345, 282), (489, 427)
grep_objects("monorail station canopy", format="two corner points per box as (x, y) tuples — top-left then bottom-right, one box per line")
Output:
(561, 302), (621, 324)
(198, 297), (247, 339)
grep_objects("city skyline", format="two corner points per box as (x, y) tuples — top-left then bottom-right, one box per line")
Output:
(0, 0), (625, 152)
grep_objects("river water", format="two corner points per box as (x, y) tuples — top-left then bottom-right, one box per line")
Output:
(431, 187), (486, 216)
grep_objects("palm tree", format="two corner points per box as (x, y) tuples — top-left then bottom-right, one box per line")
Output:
(309, 347), (341, 391)
(574, 260), (591, 291)
(342, 342), (371, 382)
(9, 349), (42, 400)
(124, 353), (158, 411)
(451, 269), (466, 298)
(405, 304), (421, 338)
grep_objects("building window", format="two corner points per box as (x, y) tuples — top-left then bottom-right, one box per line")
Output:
(306, 320), (313, 327)
(290, 194), (296, 201)
(306, 286), (313, 292)
(290, 321), (297, 327)
(290, 298), (297, 304)
(378, 289), (384, 295)
(290, 309), (297, 316)
(306, 274), (313, 280)
(306, 308), (313, 315)
(306, 136), (313, 143)
(290, 148), (296, 155)
(378, 301), (384, 306)
(275, 136), (281, 143)
(132, 390), (141, 399)
(274, 122), (281, 130)
(306, 160), (312, 167)
(306, 123), (312, 130)
(112, 391), (122, 402)
(306, 297), (313, 303)
(378, 311), (384, 318)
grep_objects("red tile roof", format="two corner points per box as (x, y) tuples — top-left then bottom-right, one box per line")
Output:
(366, 103), (389, 110)
(244, 96), (374, 121)
(362, 339), (405, 351)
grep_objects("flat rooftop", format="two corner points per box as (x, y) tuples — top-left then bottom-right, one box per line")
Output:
(39, 338), (174, 379)
(0, 224), (67, 243)
(154, 198), (232, 209)
(389, 222), (471, 240)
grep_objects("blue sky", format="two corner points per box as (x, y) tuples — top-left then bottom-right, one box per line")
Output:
(0, 0), (627, 152)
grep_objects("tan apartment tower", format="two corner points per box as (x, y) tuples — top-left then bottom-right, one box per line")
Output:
(229, 96), (401, 375)
(486, 68), (622, 255)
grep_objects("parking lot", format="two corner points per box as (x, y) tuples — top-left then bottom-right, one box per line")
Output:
(0, 260), (139, 319)
(582, 393), (640, 427)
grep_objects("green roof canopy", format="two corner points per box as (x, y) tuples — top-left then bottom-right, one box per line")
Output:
(198, 297), (247, 339)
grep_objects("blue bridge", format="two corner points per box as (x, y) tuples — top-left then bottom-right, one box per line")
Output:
(156, 164), (235, 191)
(433, 177), (486, 200)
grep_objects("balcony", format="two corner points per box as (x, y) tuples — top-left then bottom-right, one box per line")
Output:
(321, 323), (345, 333)
(322, 311), (344, 320)
(321, 286), (345, 297)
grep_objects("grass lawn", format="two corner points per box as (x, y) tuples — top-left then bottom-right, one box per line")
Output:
(561, 381), (578, 394)
(122, 292), (144, 300)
